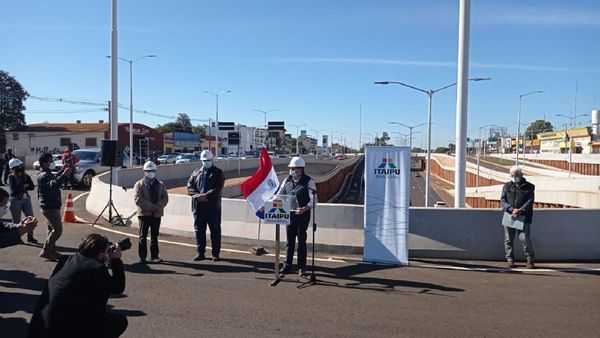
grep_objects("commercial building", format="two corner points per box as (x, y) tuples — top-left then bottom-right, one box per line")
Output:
(538, 127), (592, 154)
(163, 131), (201, 154)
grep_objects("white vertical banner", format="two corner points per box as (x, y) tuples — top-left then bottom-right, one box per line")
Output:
(364, 146), (410, 265)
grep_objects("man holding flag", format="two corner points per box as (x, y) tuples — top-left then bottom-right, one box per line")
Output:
(241, 147), (280, 254)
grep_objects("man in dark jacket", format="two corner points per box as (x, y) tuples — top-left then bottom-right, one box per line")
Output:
(0, 188), (38, 248)
(276, 156), (317, 276)
(500, 165), (535, 269)
(187, 150), (224, 261)
(37, 153), (72, 261)
(29, 233), (127, 338)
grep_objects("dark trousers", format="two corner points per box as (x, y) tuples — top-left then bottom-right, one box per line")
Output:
(285, 213), (310, 270)
(138, 216), (161, 260)
(2, 166), (8, 185)
(0, 166), (4, 185)
(63, 170), (74, 188)
(193, 209), (221, 257)
(103, 312), (128, 338)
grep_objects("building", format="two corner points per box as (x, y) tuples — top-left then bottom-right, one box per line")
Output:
(538, 127), (592, 154)
(205, 124), (260, 155)
(163, 131), (201, 154)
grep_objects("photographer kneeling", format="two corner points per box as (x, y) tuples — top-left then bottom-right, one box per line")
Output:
(29, 234), (129, 338)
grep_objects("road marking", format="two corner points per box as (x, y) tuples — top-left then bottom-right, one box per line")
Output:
(414, 263), (600, 273)
(72, 191), (90, 203)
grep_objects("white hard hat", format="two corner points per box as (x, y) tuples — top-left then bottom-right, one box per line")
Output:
(200, 150), (214, 161)
(288, 156), (305, 168)
(9, 158), (23, 169)
(143, 161), (157, 171)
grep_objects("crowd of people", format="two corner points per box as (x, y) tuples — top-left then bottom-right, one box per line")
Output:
(0, 149), (536, 337)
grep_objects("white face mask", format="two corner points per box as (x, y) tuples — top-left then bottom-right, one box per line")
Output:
(49, 162), (56, 170)
(289, 169), (298, 178)
(145, 172), (156, 180)
(512, 176), (522, 184)
(0, 205), (9, 217)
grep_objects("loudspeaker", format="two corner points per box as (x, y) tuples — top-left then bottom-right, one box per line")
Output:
(101, 140), (124, 167)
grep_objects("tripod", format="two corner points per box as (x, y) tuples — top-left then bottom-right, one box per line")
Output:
(299, 188), (337, 288)
(92, 166), (125, 227)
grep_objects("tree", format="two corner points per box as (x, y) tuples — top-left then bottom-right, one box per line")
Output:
(155, 113), (194, 134)
(434, 146), (449, 153)
(192, 124), (206, 138)
(524, 120), (554, 139)
(0, 70), (28, 151)
(375, 132), (391, 146)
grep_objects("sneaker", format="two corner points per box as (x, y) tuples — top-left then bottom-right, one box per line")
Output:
(151, 257), (163, 263)
(279, 265), (291, 275)
(27, 237), (39, 244)
(526, 259), (535, 269)
(506, 259), (515, 268)
(212, 256), (221, 262)
(193, 254), (205, 261)
(298, 269), (306, 277)
(39, 251), (58, 261)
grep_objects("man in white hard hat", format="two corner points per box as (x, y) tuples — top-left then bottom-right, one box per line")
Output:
(7, 158), (37, 243)
(133, 161), (169, 264)
(501, 166), (535, 269)
(187, 150), (225, 261)
(277, 156), (317, 276)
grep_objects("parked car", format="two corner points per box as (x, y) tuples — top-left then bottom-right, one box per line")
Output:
(175, 153), (200, 164)
(157, 154), (176, 164)
(433, 201), (448, 208)
(33, 154), (62, 170)
(52, 148), (129, 188)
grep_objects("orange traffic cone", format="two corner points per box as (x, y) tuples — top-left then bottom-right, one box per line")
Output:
(62, 193), (79, 223)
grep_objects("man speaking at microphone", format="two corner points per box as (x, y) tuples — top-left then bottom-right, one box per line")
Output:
(278, 157), (317, 277)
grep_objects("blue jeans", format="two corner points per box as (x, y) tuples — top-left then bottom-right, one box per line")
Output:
(193, 208), (221, 257)
(504, 223), (535, 260)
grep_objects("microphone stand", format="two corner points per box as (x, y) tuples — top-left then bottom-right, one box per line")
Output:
(299, 187), (337, 288)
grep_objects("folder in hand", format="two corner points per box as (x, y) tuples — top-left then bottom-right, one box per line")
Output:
(502, 212), (525, 230)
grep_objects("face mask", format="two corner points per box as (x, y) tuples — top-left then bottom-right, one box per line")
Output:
(145, 172), (156, 180)
(289, 169), (298, 178)
(513, 176), (522, 184)
(0, 206), (8, 217)
(49, 162), (56, 170)
(202, 161), (212, 169)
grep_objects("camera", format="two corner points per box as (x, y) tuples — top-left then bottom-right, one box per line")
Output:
(109, 238), (132, 251)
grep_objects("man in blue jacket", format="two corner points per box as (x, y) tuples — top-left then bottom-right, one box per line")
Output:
(500, 166), (535, 269)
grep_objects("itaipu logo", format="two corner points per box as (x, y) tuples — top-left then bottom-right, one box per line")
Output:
(374, 157), (401, 177)
(265, 199), (290, 221)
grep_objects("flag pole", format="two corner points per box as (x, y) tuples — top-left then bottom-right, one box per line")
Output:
(252, 218), (266, 255)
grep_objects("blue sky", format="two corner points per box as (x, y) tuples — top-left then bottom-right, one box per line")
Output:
(2, 0), (599, 148)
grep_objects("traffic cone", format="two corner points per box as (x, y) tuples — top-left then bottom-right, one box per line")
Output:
(62, 193), (78, 223)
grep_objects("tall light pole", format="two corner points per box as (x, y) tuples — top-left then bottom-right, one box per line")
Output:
(254, 109), (277, 150)
(107, 54), (156, 167)
(516, 90), (544, 166)
(311, 129), (324, 155)
(389, 122), (426, 152)
(476, 124), (498, 192)
(375, 77), (490, 207)
(110, 0), (118, 182)
(289, 124), (307, 154)
(557, 113), (588, 177)
(203, 90), (231, 156)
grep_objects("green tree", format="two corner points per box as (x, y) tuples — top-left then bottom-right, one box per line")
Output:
(524, 119), (554, 139)
(0, 70), (28, 151)
(192, 124), (206, 138)
(375, 132), (391, 146)
(434, 146), (450, 153)
(155, 113), (194, 133)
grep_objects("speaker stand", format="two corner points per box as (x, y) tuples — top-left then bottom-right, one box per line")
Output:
(92, 166), (125, 227)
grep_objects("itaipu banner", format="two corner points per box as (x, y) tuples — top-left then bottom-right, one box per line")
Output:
(364, 146), (410, 265)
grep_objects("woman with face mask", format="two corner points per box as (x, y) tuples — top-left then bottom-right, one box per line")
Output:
(133, 161), (169, 264)
(7, 158), (37, 243)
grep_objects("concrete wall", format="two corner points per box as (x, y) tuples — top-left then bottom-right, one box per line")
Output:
(86, 172), (600, 260)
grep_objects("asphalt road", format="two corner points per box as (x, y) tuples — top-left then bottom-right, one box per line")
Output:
(410, 172), (445, 207)
(1, 182), (600, 337)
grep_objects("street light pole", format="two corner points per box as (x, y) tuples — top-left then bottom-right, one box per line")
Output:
(254, 109), (277, 150)
(476, 124), (497, 192)
(289, 124), (307, 154)
(375, 77), (490, 207)
(204, 90), (231, 156)
(107, 54), (156, 167)
(556, 113), (588, 177)
(389, 122), (427, 153)
(516, 90), (544, 166)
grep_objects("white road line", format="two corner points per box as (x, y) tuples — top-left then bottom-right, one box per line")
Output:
(414, 263), (600, 273)
(72, 191), (89, 203)
(88, 223), (347, 263)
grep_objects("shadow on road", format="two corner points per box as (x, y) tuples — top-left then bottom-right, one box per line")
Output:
(0, 270), (47, 337)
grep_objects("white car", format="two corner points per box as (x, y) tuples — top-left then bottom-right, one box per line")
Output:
(175, 153), (200, 164)
(158, 154), (176, 164)
(33, 154), (62, 170)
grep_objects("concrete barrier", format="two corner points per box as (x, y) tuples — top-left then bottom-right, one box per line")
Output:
(86, 170), (600, 260)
